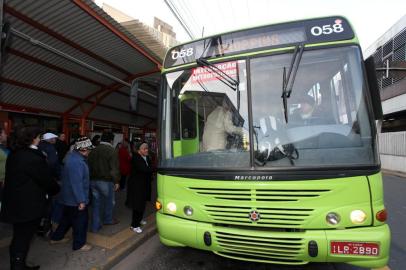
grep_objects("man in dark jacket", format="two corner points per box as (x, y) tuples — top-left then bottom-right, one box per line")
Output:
(39, 132), (63, 232)
(88, 132), (120, 232)
(0, 124), (9, 205)
(50, 137), (94, 251)
(39, 133), (60, 179)
(0, 126), (60, 270)
(55, 132), (69, 164)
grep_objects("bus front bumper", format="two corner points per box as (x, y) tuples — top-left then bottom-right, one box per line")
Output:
(156, 212), (390, 268)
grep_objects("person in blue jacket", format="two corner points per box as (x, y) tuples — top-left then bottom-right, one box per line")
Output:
(50, 137), (94, 251)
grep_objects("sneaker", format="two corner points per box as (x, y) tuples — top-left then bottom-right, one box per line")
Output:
(130, 226), (142, 234)
(49, 238), (70, 244)
(140, 220), (147, 225)
(78, 244), (92, 251)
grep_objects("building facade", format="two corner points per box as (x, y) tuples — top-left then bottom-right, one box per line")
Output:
(364, 15), (406, 173)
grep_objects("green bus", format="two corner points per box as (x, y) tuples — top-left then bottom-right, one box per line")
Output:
(155, 16), (390, 267)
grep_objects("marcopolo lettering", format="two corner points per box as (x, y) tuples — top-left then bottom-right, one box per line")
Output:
(234, 175), (273, 180)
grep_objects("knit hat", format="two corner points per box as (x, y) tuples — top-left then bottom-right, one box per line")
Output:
(74, 137), (95, 151)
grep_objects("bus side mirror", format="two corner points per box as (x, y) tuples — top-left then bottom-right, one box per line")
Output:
(364, 56), (383, 120)
(129, 79), (138, 112)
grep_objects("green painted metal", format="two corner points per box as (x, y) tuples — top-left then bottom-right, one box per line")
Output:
(162, 15), (357, 65)
(156, 173), (390, 267)
(172, 93), (201, 157)
(157, 16), (389, 267)
(173, 141), (182, 157)
(161, 38), (359, 73)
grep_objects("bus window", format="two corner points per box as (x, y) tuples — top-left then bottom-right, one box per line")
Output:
(162, 60), (250, 167)
(250, 46), (375, 167)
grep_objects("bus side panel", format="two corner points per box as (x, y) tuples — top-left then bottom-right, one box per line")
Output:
(180, 138), (199, 156)
(173, 141), (182, 157)
(367, 172), (387, 226)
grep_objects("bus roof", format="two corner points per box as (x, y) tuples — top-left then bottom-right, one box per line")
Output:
(164, 16), (356, 69)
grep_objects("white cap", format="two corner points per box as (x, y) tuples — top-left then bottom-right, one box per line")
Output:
(42, 132), (58, 140)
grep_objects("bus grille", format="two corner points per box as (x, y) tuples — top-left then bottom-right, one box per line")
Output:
(204, 205), (314, 228)
(189, 187), (330, 202)
(214, 231), (306, 264)
(189, 187), (329, 228)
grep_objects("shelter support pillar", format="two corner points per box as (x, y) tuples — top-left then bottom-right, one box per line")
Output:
(122, 125), (129, 140)
(80, 117), (86, 136)
(62, 115), (69, 139)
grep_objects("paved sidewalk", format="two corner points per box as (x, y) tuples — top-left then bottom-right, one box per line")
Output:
(0, 191), (157, 270)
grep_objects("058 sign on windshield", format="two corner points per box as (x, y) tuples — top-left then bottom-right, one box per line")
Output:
(310, 19), (344, 36)
(171, 48), (194, 60)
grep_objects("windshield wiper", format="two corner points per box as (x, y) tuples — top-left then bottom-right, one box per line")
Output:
(281, 44), (304, 123)
(196, 58), (239, 91)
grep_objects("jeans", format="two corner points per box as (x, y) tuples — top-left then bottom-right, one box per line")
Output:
(90, 180), (115, 232)
(51, 205), (88, 250)
(120, 175), (128, 190)
(51, 197), (64, 224)
(0, 183), (3, 210)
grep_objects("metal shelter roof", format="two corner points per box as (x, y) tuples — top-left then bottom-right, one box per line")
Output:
(1, 0), (162, 129)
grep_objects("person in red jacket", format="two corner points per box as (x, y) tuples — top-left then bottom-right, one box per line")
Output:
(118, 139), (131, 190)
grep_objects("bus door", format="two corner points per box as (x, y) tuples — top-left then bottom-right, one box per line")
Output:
(173, 96), (200, 157)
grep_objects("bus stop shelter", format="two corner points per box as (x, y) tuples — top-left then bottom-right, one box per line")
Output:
(0, 0), (162, 139)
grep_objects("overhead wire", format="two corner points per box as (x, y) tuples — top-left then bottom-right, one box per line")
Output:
(164, 0), (195, 39)
(177, 0), (200, 37)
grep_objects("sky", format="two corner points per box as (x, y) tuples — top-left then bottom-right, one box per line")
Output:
(95, 0), (405, 50)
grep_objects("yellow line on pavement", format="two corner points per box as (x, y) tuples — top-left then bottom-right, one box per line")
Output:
(372, 266), (390, 270)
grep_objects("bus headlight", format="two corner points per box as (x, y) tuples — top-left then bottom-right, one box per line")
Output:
(326, 212), (341, 225)
(350, 210), (367, 224)
(167, 202), (177, 213)
(184, 206), (193, 216)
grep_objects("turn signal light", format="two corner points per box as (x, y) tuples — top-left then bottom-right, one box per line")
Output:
(376, 209), (387, 222)
(155, 201), (162, 211)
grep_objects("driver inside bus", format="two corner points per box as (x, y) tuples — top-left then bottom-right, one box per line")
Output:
(290, 95), (316, 124)
(202, 99), (243, 151)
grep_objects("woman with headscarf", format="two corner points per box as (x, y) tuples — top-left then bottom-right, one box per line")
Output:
(0, 126), (60, 270)
(126, 142), (152, 234)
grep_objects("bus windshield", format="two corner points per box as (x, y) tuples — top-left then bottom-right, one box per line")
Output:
(160, 46), (377, 169)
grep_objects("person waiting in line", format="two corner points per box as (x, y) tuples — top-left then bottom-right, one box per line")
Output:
(202, 99), (244, 151)
(38, 132), (63, 235)
(55, 132), (69, 165)
(118, 139), (132, 190)
(126, 142), (153, 234)
(50, 137), (94, 251)
(39, 133), (61, 180)
(91, 134), (101, 147)
(0, 124), (9, 207)
(88, 132), (120, 233)
(0, 126), (60, 270)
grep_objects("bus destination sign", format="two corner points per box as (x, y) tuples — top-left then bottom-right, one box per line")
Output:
(164, 16), (354, 69)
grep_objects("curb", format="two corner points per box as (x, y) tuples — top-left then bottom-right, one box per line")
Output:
(91, 213), (157, 270)
(382, 169), (406, 179)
